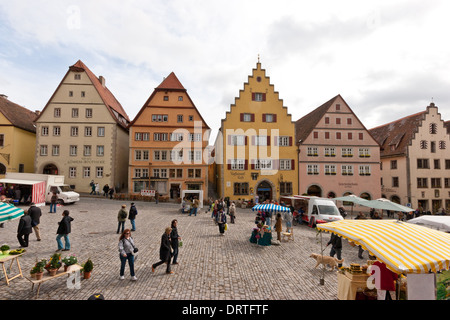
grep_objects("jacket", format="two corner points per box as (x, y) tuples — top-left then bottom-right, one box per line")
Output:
(170, 227), (179, 248)
(57, 216), (74, 235)
(28, 205), (42, 224)
(229, 204), (236, 216)
(17, 215), (33, 235)
(118, 208), (127, 222)
(159, 233), (172, 261)
(275, 216), (282, 232)
(128, 205), (138, 220)
(119, 237), (136, 256)
(327, 233), (342, 249)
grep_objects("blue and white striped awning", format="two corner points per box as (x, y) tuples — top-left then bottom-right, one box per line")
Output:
(0, 202), (24, 223)
(251, 203), (291, 213)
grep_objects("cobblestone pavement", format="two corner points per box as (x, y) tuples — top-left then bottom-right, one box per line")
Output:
(0, 196), (367, 300)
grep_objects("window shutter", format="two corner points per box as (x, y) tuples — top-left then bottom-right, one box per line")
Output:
(262, 114), (266, 122)
(227, 160), (231, 170)
(251, 113), (255, 122)
(289, 136), (293, 146)
(273, 114), (277, 122)
(267, 136), (271, 146)
(252, 93), (256, 101)
(244, 160), (248, 170)
(240, 113), (244, 122)
(245, 136), (248, 145)
(251, 159), (255, 170)
(262, 93), (266, 101)
(291, 159), (295, 170)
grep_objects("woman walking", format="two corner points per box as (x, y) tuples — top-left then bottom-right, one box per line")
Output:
(229, 201), (236, 224)
(152, 227), (173, 274)
(56, 210), (73, 252)
(218, 209), (227, 235)
(170, 219), (181, 265)
(118, 229), (137, 281)
(275, 213), (282, 241)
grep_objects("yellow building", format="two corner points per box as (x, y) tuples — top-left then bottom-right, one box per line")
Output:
(0, 95), (37, 175)
(214, 61), (298, 202)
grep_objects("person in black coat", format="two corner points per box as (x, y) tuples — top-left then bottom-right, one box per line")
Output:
(327, 233), (343, 267)
(56, 210), (74, 252)
(28, 202), (42, 241)
(17, 209), (33, 247)
(170, 219), (181, 265)
(152, 227), (173, 274)
(128, 202), (138, 231)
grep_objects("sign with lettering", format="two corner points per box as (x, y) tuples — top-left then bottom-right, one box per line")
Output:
(140, 190), (155, 196)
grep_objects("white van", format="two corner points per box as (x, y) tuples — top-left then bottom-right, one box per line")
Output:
(280, 195), (343, 227)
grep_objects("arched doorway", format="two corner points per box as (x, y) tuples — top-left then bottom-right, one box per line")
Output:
(307, 185), (322, 197)
(43, 164), (59, 175)
(391, 195), (401, 204)
(0, 163), (6, 175)
(360, 192), (371, 200)
(256, 181), (272, 202)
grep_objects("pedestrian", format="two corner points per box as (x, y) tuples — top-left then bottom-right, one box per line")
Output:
(218, 210), (227, 235)
(189, 196), (199, 216)
(283, 209), (293, 233)
(210, 200), (216, 219)
(128, 202), (138, 231)
(109, 186), (115, 199)
(229, 201), (236, 223)
(170, 219), (181, 265)
(49, 192), (58, 213)
(56, 210), (73, 252)
(152, 227), (174, 274)
(117, 204), (127, 234)
(28, 202), (42, 241)
(354, 211), (366, 259)
(372, 211), (382, 219)
(17, 209), (32, 247)
(155, 191), (159, 204)
(118, 229), (137, 281)
(275, 213), (282, 241)
(103, 184), (109, 197)
(225, 197), (230, 215)
(90, 181), (96, 195)
(95, 183), (100, 195)
(327, 233), (343, 268)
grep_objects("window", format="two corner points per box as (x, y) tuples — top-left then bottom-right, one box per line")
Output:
(325, 117), (330, 124)
(307, 164), (319, 175)
(177, 115), (183, 123)
(359, 148), (370, 157)
(439, 141), (446, 149)
(313, 132), (318, 139)
(431, 178), (442, 188)
(255, 159), (272, 170)
(445, 178), (450, 188)
(359, 165), (371, 175)
(83, 145), (92, 156)
(52, 145), (60, 156)
(359, 133), (364, 140)
(446, 160), (450, 169)
(434, 159), (440, 169)
(263, 114), (276, 122)
(70, 127), (78, 136)
(161, 151), (168, 161)
(97, 127), (105, 137)
(195, 151), (202, 162)
(417, 178), (428, 188)
(324, 165), (337, 175)
(53, 126), (61, 136)
(69, 167), (76, 178)
(347, 118), (352, 125)
(169, 168), (183, 178)
(336, 132), (341, 140)
(170, 133), (184, 141)
(86, 109), (93, 118)
(341, 165), (353, 175)
(54, 108), (61, 117)
(279, 182), (292, 195)
(69, 91), (73, 97)
(142, 169), (149, 178)
(255, 136), (268, 146)
(83, 167), (90, 178)
(390, 160), (397, 169)
(417, 159), (429, 169)
(229, 135), (246, 146)
(40, 145), (48, 156)
(188, 115), (193, 121)
(420, 140), (428, 149)
(160, 169), (167, 178)
(97, 145), (104, 156)
(430, 123), (437, 134)
(96, 167), (103, 178)
(81, 91), (85, 97)
(70, 145), (77, 156)
(153, 169), (160, 177)
(18, 164), (24, 173)
(41, 126), (49, 136)
(342, 148), (353, 157)
(154, 151), (160, 161)
(154, 133), (168, 141)
(325, 132), (330, 139)
(134, 168), (142, 178)
(324, 147), (336, 157)
(279, 159), (292, 170)
(392, 177), (399, 188)
(242, 113), (253, 122)
(348, 132), (353, 140)
(278, 136), (291, 146)
(179, 96), (184, 101)
(431, 141), (436, 153)
(230, 159), (245, 170)
(307, 147), (318, 156)
(252, 93), (265, 102)
(163, 96), (169, 101)
(234, 183), (249, 195)
(72, 108), (79, 118)
(336, 118), (341, 125)
(85, 127), (92, 137)
(152, 114), (168, 122)
(336, 104), (340, 111)
(74, 74), (81, 80)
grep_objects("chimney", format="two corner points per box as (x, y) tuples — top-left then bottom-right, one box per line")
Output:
(99, 76), (106, 87)
(35, 110), (41, 116)
(0, 94), (8, 99)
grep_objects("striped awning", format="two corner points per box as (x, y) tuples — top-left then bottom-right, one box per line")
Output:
(317, 219), (450, 274)
(0, 202), (24, 223)
(252, 203), (291, 213)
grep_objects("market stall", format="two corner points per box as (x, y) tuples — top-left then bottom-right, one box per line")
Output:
(250, 203), (290, 246)
(317, 219), (450, 300)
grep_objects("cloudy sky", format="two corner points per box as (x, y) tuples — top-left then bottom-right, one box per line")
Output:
(1, 0), (450, 143)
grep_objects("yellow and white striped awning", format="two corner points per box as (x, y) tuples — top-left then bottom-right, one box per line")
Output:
(317, 219), (450, 274)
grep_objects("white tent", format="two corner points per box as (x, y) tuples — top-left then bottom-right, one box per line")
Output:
(407, 216), (450, 232)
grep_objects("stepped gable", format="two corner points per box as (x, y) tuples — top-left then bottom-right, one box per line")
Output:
(0, 96), (37, 133)
(369, 110), (426, 156)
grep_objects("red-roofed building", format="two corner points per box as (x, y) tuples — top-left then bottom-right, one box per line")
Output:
(34, 60), (130, 193)
(129, 72), (210, 202)
(369, 102), (450, 213)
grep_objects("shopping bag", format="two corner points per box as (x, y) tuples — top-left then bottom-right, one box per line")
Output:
(224, 223), (228, 231)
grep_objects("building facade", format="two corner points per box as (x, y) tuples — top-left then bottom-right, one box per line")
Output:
(295, 95), (381, 200)
(0, 95), (37, 175)
(215, 61), (298, 202)
(128, 72), (210, 200)
(370, 102), (450, 213)
(34, 60), (130, 193)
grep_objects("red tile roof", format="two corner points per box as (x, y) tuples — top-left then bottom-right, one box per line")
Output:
(156, 72), (185, 90)
(0, 96), (37, 133)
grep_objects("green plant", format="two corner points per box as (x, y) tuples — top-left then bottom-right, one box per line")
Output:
(82, 258), (94, 272)
(48, 253), (62, 269)
(62, 254), (78, 266)
(1, 244), (10, 251)
(31, 259), (47, 274)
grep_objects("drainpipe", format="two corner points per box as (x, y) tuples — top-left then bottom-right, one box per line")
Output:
(297, 139), (302, 195)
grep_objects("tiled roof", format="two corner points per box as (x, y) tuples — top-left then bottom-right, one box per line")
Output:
(156, 72), (185, 90)
(70, 60), (130, 124)
(0, 96), (37, 133)
(295, 95), (340, 142)
(369, 111), (426, 157)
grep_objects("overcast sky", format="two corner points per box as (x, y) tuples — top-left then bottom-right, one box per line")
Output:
(1, 0), (450, 143)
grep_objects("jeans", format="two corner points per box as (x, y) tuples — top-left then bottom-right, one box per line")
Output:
(56, 234), (70, 250)
(172, 246), (179, 264)
(130, 219), (136, 231)
(117, 221), (125, 233)
(189, 207), (197, 216)
(120, 253), (135, 276)
(49, 203), (57, 213)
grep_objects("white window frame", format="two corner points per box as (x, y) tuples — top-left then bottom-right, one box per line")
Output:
(231, 159), (245, 170)
(279, 159), (292, 170)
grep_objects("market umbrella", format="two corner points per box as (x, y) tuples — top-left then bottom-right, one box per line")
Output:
(0, 202), (24, 223)
(333, 195), (370, 217)
(317, 219), (450, 274)
(365, 198), (414, 212)
(407, 216), (450, 232)
(251, 203), (291, 213)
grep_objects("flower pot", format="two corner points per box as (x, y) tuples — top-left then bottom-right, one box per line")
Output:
(2, 250), (10, 255)
(48, 268), (57, 276)
(83, 271), (92, 279)
(64, 265), (69, 272)
(35, 272), (44, 280)
(30, 272), (36, 279)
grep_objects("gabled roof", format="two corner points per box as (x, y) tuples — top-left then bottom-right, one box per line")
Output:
(35, 60), (129, 129)
(156, 72), (185, 90)
(295, 94), (340, 142)
(369, 110), (426, 157)
(0, 96), (37, 133)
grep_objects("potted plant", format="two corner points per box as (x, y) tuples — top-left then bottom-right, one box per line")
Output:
(46, 253), (62, 276)
(62, 254), (78, 272)
(31, 259), (46, 280)
(1, 244), (10, 255)
(82, 258), (94, 279)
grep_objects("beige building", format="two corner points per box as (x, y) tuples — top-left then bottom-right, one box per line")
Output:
(369, 102), (450, 213)
(34, 60), (130, 193)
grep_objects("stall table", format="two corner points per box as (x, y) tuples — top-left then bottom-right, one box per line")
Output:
(26, 264), (82, 298)
(337, 271), (370, 300)
(0, 253), (24, 285)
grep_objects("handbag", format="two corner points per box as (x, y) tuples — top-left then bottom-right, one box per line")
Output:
(179, 240), (183, 248)
(124, 238), (138, 255)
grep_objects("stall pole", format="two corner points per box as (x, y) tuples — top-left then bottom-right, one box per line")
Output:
(319, 231), (325, 285)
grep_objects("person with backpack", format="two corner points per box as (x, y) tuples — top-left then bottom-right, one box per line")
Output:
(128, 202), (138, 231)
(117, 204), (128, 234)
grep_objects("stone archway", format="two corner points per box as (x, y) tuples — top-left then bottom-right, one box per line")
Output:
(256, 180), (274, 202)
(307, 184), (322, 197)
(43, 163), (59, 175)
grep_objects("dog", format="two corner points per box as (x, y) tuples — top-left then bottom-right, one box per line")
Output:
(310, 253), (344, 270)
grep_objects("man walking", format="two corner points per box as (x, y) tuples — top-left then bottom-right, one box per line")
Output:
(189, 197), (199, 216)
(17, 209), (33, 247)
(327, 233), (343, 268)
(128, 202), (138, 231)
(117, 204), (127, 234)
(28, 202), (42, 241)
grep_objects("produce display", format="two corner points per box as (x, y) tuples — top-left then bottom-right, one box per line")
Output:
(9, 248), (26, 255)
